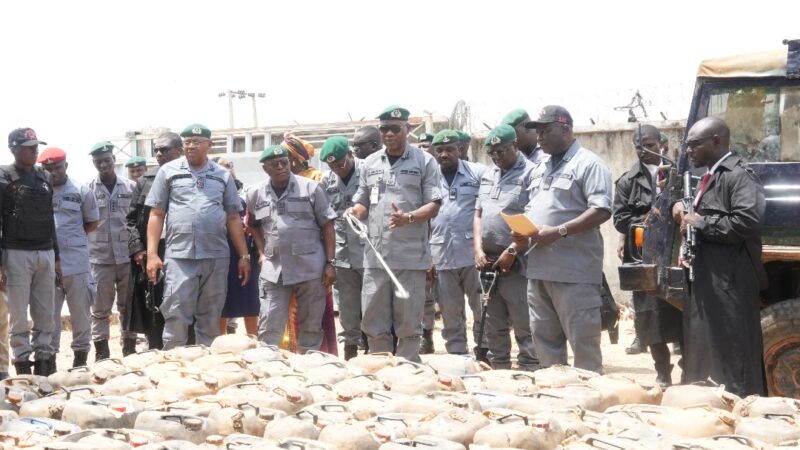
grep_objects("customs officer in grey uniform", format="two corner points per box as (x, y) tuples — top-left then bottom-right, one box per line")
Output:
(348, 105), (442, 363)
(125, 156), (147, 183)
(145, 124), (250, 349)
(38, 147), (99, 368)
(501, 109), (545, 164)
(319, 136), (367, 360)
(246, 145), (337, 352)
(1, 128), (58, 376)
(428, 130), (487, 358)
(87, 141), (137, 359)
(474, 125), (538, 370)
(513, 106), (612, 373)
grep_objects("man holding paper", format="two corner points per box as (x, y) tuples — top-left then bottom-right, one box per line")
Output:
(474, 124), (539, 370)
(513, 105), (612, 373)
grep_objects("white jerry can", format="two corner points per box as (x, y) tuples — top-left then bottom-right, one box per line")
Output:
(99, 370), (155, 396)
(134, 411), (219, 444)
(18, 385), (96, 420)
(61, 395), (148, 429)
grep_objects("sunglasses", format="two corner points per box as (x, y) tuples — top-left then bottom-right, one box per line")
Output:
(327, 157), (349, 170)
(154, 146), (176, 154)
(265, 158), (290, 168)
(684, 135), (715, 149)
(379, 125), (403, 134)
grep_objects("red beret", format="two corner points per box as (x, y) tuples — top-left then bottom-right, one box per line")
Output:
(38, 147), (67, 165)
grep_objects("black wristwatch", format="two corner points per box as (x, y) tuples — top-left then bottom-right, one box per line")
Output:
(506, 247), (518, 256)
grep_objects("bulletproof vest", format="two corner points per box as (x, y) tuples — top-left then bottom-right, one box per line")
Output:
(0, 165), (55, 242)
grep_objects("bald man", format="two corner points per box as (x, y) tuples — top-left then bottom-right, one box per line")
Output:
(352, 126), (382, 160)
(672, 116), (766, 396)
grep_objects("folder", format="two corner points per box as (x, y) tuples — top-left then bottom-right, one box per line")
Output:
(501, 213), (540, 236)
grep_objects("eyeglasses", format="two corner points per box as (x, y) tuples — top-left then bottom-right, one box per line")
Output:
(352, 141), (371, 149)
(327, 157), (349, 170)
(265, 158), (290, 168)
(154, 146), (178, 154)
(684, 135), (715, 149)
(379, 125), (403, 134)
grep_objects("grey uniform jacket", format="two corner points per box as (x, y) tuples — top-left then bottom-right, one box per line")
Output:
(353, 144), (443, 271)
(321, 159), (366, 270)
(246, 173), (337, 285)
(476, 153), (538, 271)
(430, 160), (486, 270)
(53, 178), (99, 277)
(524, 140), (612, 284)
(88, 176), (136, 265)
(145, 157), (242, 259)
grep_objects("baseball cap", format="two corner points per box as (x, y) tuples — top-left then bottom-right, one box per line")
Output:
(524, 105), (573, 128)
(8, 128), (47, 148)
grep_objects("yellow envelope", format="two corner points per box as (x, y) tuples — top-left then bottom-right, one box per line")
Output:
(501, 213), (540, 236)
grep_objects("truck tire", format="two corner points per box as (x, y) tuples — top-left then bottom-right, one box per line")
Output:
(761, 298), (800, 398)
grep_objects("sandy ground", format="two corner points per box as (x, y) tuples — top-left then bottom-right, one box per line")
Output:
(52, 311), (682, 386)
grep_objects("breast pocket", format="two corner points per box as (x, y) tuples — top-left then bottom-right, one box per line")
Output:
(552, 175), (575, 191)
(286, 199), (313, 218)
(58, 200), (81, 214)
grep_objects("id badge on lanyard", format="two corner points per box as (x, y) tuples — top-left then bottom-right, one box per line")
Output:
(370, 177), (381, 205)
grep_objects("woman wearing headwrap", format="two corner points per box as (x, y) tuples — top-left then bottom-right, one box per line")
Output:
(279, 133), (338, 355)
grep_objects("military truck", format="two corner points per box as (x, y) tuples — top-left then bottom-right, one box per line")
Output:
(619, 40), (800, 397)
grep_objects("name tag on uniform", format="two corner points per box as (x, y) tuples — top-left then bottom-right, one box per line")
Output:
(110, 199), (118, 213)
(449, 188), (457, 200)
(386, 172), (396, 186)
(196, 177), (205, 189)
(490, 187), (501, 199)
(543, 175), (554, 190)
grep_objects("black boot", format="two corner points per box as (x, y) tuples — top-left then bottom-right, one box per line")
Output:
(650, 342), (672, 388)
(344, 344), (358, 361)
(94, 339), (110, 361)
(73, 350), (89, 368)
(474, 347), (490, 364)
(33, 358), (49, 376)
(122, 337), (137, 356)
(420, 329), (434, 355)
(13, 360), (32, 375)
(48, 354), (57, 375)
(655, 363), (674, 388)
(625, 336), (645, 354)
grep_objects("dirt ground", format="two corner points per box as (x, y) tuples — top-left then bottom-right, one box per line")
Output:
(53, 311), (682, 386)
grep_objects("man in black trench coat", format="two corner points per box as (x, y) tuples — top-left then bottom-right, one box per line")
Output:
(672, 116), (767, 397)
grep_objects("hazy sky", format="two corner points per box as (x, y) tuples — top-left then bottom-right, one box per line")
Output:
(2, 0), (797, 182)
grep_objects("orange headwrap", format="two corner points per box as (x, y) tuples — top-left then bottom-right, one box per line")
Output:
(282, 132), (315, 162)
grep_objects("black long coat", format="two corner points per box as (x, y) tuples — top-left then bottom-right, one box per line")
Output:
(684, 155), (767, 396)
(613, 161), (683, 345)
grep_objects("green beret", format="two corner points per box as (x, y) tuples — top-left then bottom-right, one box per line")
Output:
(432, 130), (460, 146)
(418, 132), (434, 143)
(319, 136), (350, 163)
(500, 109), (530, 128)
(456, 130), (471, 143)
(179, 123), (211, 139)
(484, 124), (517, 147)
(89, 141), (114, 156)
(259, 144), (289, 163)
(377, 105), (410, 121)
(125, 156), (147, 168)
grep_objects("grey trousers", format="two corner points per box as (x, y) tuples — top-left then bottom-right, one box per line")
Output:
(527, 279), (603, 373)
(50, 272), (95, 353)
(485, 272), (537, 369)
(91, 262), (135, 341)
(334, 267), (363, 346)
(434, 266), (485, 353)
(3, 249), (55, 362)
(422, 277), (436, 330)
(0, 293), (8, 371)
(361, 268), (425, 363)
(161, 257), (229, 349)
(258, 276), (326, 353)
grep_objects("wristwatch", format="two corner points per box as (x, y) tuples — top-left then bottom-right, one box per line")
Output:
(506, 246), (518, 256)
(327, 258), (336, 266)
(558, 225), (569, 238)
(241, 254), (251, 261)
(407, 213), (416, 223)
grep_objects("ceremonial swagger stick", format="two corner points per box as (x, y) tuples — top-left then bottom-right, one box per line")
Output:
(343, 211), (410, 299)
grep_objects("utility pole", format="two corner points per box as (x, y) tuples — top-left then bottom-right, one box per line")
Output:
(218, 90), (266, 128)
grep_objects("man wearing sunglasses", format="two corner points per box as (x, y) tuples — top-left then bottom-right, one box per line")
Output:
(613, 124), (682, 387)
(246, 145), (337, 352)
(474, 124), (539, 371)
(145, 124), (251, 349)
(319, 136), (365, 359)
(126, 132), (182, 349)
(501, 109), (545, 164)
(352, 126), (382, 160)
(348, 105), (442, 363)
(512, 105), (612, 374)
(670, 116), (766, 397)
